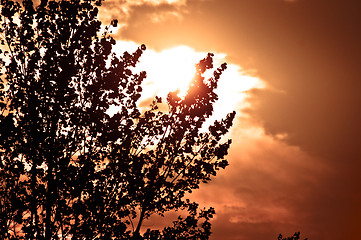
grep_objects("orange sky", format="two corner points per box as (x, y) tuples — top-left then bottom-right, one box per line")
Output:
(100, 0), (361, 239)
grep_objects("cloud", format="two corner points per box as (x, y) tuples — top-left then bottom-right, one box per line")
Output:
(111, 41), (340, 239)
(98, 0), (188, 30)
(124, 0), (186, 5)
(188, 116), (331, 239)
(112, 42), (332, 239)
(111, 41), (305, 239)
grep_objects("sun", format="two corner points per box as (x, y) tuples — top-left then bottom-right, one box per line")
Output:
(113, 41), (265, 118)
(135, 45), (202, 99)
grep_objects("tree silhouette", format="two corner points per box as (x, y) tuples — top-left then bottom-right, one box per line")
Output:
(278, 232), (308, 240)
(0, 0), (235, 239)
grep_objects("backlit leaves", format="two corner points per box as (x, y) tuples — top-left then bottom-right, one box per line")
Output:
(0, 0), (235, 239)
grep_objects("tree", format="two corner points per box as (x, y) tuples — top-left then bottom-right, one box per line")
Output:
(278, 232), (308, 240)
(0, 0), (235, 239)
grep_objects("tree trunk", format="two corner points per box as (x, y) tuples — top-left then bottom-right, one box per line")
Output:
(30, 162), (37, 240)
(134, 206), (146, 239)
(45, 155), (53, 240)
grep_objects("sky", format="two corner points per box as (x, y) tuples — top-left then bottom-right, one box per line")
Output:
(99, 0), (361, 239)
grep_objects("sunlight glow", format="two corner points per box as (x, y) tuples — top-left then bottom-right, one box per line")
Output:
(113, 41), (265, 119)
(136, 45), (203, 98)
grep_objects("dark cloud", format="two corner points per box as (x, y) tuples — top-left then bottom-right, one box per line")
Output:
(189, 120), (330, 239)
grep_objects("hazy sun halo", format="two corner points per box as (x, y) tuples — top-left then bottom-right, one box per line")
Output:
(113, 41), (265, 118)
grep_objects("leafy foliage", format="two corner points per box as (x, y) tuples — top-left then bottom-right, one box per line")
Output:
(278, 232), (308, 240)
(0, 0), (235, 239)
